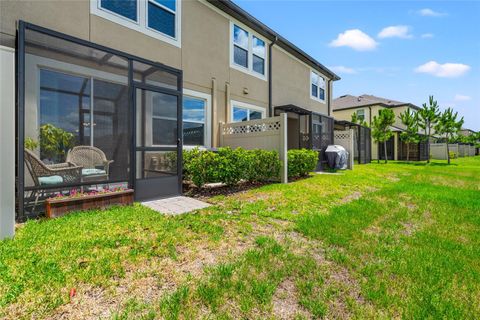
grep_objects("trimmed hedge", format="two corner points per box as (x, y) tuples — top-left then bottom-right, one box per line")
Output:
(287, 149), (319, 178)
(184, 147), (319, 187)
(183, 147), (281, 187)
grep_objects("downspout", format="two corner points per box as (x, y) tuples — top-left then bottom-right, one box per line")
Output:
(268, 36), (278, 117)
(368, 106), (372, 126)
(327, 79), (331, 116)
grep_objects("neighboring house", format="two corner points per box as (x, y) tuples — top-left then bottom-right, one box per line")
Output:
(0, 0), (339, 221)
(459, 128), (476, 138)
(333, 94), (428, 161)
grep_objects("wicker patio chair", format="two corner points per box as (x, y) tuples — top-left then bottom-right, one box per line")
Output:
(24, 149), (82, 212)
(66, 146), (114, 182)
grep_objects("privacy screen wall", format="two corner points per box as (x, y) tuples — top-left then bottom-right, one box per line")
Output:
(17, 22), (182, 220)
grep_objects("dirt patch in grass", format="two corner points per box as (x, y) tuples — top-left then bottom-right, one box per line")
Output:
(386, 175), (400, 182)
(269, 229), (371, 318)
(175, 238), (252, 278)
(400, 221), (418, 236)
(398, 194), (418, 211)
(52, 285), (116, 320)
(340, 191), (363, 204)
(272, 278), (311, 319)
(43, 226), (261, 320)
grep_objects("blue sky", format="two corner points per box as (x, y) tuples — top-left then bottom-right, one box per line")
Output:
(234, 0), (480, 131)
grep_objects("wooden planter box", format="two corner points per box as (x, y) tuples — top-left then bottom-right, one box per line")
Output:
(46, 189), (134, 218)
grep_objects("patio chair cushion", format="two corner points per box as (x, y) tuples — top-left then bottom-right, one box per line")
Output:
(82, 168), (107, 176)
(38, 175), (64, 186)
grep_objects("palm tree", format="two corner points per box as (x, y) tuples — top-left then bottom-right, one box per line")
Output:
(399, 108), (420, 162)
(418, 96), (440, 163)
(372, 109), (396, 163)
(435, 108), (464, 164)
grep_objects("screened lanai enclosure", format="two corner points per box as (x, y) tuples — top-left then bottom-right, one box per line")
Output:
(17, 22), (183, 220)
(398, 139), (429, 161)
(274, 105), (334, 169)
(334, 120), (371, 164)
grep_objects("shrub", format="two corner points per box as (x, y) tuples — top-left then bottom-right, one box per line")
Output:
(287, 149), (318, 178)
(244, 149), (281, 183)
(183, 147), (281, 187)
(449, 151), (457, 159)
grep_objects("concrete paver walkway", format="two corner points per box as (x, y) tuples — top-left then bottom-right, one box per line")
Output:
(141, 196), (211, 215)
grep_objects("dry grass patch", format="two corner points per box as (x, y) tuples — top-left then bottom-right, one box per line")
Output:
(272, 278), (311, 319)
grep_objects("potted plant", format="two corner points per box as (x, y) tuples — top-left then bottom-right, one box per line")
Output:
(45, 187), (134, 218)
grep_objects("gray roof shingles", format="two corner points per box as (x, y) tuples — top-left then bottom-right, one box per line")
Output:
(333, 94), (418, 110)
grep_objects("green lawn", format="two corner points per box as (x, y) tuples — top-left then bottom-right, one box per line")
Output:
(1, 157), (479, 319)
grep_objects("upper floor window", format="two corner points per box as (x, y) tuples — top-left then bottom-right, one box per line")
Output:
(310, 71), (326, 102)
(356, 109), (365, 121)
(91, 0), (181, 47)
(100, 0), (138, 21)
(231, 23), (267, 79)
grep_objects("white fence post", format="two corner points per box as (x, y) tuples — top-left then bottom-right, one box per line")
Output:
(349, 129), (354, 169)
(279, 113), (288, 183)
(0, 46), (16, 239)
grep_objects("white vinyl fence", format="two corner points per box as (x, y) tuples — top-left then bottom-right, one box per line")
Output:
(458, 144), (466, 157)
(430, 143), (461, 160)
(334, 129), (354, 169)
(219, 113), (288, 183)
(469, 145), (476, 156)
(0, 46), (15, 240)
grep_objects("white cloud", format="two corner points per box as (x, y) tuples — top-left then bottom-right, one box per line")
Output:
(414, 61), (471, 77)
(328, 66), (357, 74)
(417, 8), (447, 17)
(378, 25), (413, 39)
(329, 29), (378, 51)
(421, 33), (434, 39)
(454, 94), (472, 102)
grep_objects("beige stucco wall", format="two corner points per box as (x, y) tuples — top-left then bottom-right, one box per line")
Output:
(272, 46), (330, 115)
(334, 105), (406, 161)
(332, 104), (384, 126)
(1, 0), (333, 147)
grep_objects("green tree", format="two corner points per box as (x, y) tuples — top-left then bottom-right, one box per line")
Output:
(372, 108), (396, 163)
(418, 96), (440, 163)
(351, 112), (359, 124)
(399, 108), (420, 162)
(351, 112), (368, 127)
(39, 124), (75, 162)
(434, 108), (464, 164)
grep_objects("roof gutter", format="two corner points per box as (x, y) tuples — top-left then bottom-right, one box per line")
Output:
(206, 0), (340, 81)
(268, 36), (278, 117)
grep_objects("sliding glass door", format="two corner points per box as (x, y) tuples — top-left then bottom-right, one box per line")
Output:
(38, 69), (130, 179)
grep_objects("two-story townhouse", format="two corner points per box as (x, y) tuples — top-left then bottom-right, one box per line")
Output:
(459, 128), (476, 138)
(0, 0), (339, 225)
(333, 94), (428, 161)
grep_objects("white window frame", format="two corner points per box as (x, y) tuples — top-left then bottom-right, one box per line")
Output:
(230, 100), (266, 122)
(356, 109), (365, 121)
(90, 0), (181, 48)
(310, 70), (326, 103)
(26, 54), (129, 154)
(229, 21), (268, 81)
(183, 89), (212, 148)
